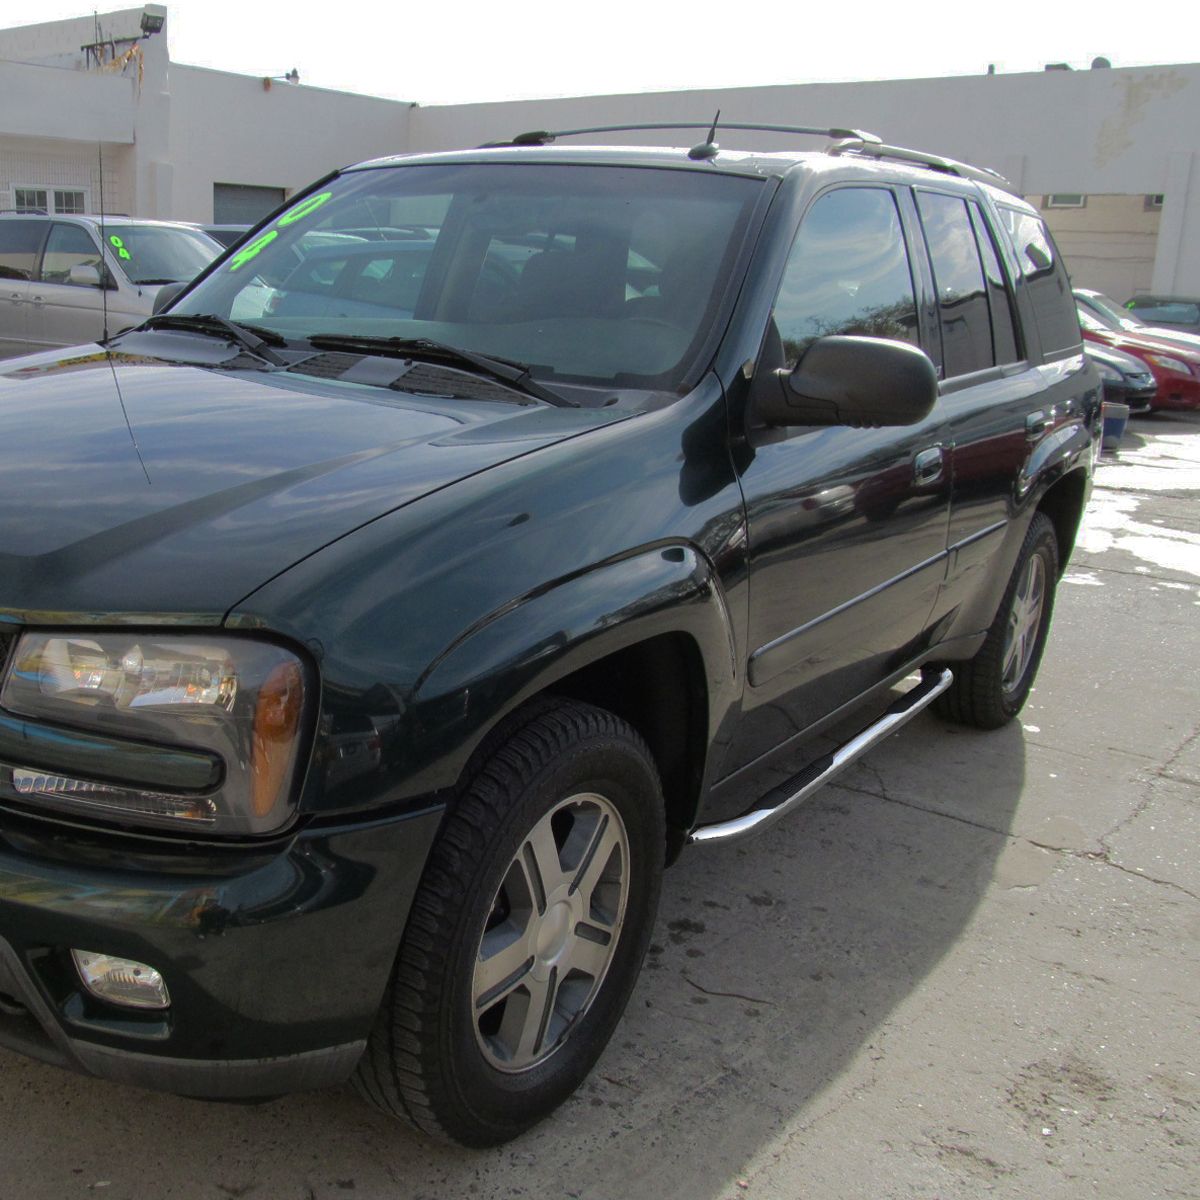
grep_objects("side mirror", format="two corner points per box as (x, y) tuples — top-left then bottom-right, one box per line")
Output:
(152, 281), (189, 315)
(68, 263), (102, 288)
(755, 335), (938, 429)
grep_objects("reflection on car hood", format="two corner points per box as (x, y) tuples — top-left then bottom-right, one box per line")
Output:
(0, 348), (631, 624)
(1083, 326), (1200, 365)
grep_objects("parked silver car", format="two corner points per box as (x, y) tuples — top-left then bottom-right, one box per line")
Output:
(0, 214), (220, 357)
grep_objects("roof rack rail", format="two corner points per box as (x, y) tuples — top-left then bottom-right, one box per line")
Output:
(828, 138), (1015, 192)
(484, 122), (883, 149)
(0, 207), (49, 215)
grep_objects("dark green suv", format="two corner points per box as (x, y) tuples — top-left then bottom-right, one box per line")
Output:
(0, 126), (1098, 1145)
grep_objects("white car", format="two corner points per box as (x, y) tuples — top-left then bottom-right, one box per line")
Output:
(0, 213), (221, 358)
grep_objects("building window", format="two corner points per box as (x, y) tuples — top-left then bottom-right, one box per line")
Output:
(12, 186), (90, 215)
(1044, 194), (1086, 209)
(54, 189), (88, 215)
(1144, 194), (1165, 211)
(13, 188), (48, 214)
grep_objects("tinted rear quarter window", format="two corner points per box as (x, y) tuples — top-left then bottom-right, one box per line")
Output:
(999, 207), (1080, 354)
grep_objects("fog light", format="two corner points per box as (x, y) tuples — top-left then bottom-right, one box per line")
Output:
(71, 950), (170, 1010)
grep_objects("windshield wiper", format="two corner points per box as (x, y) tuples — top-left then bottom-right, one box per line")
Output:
(134, 313), (288, 366)
(303, 334), (578, 408)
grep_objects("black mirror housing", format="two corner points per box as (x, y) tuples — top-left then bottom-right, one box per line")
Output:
(755, 335), (938, 429)
(152, 281), (189, 315)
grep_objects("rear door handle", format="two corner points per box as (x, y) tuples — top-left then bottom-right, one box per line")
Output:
(914, 446), (944, 485)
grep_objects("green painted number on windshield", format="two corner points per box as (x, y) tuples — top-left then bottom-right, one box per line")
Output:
(223, 189), (330, 273)
(228, 229), (279, 272)
(108, 234), (132, 261)
(277, 191), (333, 227)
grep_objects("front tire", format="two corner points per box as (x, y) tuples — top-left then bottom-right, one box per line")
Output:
(936, 512), (1060, 729)
(354, 700), (664, 1146)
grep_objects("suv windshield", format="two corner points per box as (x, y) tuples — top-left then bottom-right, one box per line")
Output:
(104, 224), (220, 285)
(173, 163), (764, 391)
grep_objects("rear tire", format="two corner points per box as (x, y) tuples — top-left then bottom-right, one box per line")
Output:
(353, 699), (664, 1146)
(936, 512), (1059, 729)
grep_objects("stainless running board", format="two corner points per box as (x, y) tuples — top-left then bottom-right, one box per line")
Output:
(688, 668), (954, 846)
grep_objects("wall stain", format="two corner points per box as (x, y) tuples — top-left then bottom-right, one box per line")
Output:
(1094, 71), (1188, 168)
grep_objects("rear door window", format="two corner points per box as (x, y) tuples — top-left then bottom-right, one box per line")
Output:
(914, 191), (993, 378)
(968, 204), (1020, 364)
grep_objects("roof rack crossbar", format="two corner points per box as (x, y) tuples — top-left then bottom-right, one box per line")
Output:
(828, 138), (1014, 192)
(490, 122), (882, 148)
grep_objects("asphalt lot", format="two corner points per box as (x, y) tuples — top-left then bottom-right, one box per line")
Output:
(1, 412), (1197, 1200)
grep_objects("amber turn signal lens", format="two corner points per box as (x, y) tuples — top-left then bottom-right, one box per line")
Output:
(251, 661), (304, 818)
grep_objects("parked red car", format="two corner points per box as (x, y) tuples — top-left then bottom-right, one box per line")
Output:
(1077, 306), (1200, 411)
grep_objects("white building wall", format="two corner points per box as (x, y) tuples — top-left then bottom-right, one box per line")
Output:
(0, 61), (136, 145)
(0, 135), (132, 215)
(167, 67), (416, 222)
(410, 65), (1200, 293)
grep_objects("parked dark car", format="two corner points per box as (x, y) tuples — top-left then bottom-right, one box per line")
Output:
(0, 128), (1098, 1147)
(1078, 304), (1200, 411)
(1085, 342), (1156, 413)
(1124, 293), (1200, 335)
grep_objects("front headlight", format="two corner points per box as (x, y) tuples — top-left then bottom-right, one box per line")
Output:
(1144, 353), (1191, 376)
(1, 633), (311, 835)
(1095, 362), (1123, 384)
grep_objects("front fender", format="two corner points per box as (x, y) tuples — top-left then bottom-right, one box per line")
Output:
(405, 544), (737, 795)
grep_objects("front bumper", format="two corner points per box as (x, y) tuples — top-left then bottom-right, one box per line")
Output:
(0, 801), (443, 1099)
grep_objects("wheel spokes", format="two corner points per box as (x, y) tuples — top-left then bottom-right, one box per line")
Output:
(570, 815), (622, 917)
(475, 929), (535, 1009)
(472, 793), (630, 1073)
(565, 925), (613, 980)
(1002, 555), (1046, 691)
(513, 969), (558, 1062)
(519, 818), (568, 913)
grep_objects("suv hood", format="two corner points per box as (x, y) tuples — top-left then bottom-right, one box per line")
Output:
(0, 347), (630, 624)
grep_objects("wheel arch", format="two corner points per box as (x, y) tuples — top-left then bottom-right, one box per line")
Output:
(1036, 466), (1089, 572)
(411, 545), (737, 853)
(545, 631), (710, 856)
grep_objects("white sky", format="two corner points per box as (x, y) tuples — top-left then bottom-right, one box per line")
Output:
(1, 0), (1197, 106)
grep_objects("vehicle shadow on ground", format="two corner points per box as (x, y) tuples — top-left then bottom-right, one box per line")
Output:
(0, 712), (1027, 1200)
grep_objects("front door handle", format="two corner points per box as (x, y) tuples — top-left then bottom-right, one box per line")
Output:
(914, 446), (944, 486)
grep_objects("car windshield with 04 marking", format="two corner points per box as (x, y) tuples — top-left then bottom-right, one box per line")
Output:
(172, 163), (764, 395)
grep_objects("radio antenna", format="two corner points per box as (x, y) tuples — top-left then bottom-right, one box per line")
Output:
(98, 138), (110, 343)
(688, 110), (722, 161)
